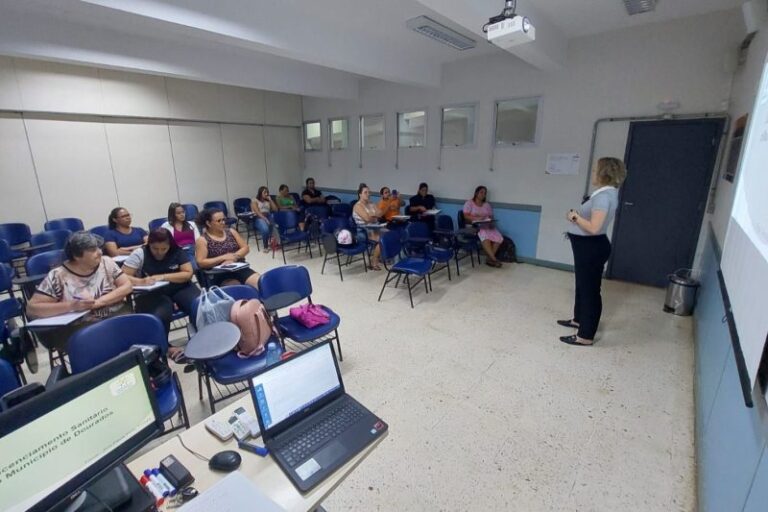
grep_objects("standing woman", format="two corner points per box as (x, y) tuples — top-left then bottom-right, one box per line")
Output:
(195, 208), (260, 288)
(559, 157), (627, 346)
(103, 207), (148, 256)
(251, 186), (278, 252)
(161, 202), (200, 248)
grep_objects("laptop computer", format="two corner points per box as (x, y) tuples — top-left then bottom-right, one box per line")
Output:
(248, 341), (388, 493)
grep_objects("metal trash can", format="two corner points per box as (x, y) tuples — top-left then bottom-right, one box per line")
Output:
(663, 269), (699, 316)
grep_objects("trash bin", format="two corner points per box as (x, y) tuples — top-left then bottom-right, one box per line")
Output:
(663, 269), (699, 316)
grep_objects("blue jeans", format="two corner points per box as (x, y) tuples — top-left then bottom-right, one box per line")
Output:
(254, 216), (272, 246)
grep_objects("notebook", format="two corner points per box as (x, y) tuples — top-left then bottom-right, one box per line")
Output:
(249, 341), (387, 493)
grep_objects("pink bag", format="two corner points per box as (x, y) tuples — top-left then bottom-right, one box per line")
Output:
(230, 299), (274, 358)
(289, 303), (330, 328)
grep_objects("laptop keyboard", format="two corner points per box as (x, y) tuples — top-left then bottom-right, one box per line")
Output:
(278, 400), (366, 467)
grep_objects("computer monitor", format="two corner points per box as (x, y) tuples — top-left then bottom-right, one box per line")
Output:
(0, 349), (163, 512)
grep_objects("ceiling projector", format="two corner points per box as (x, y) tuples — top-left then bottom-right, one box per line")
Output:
(486, 15), (535, 48)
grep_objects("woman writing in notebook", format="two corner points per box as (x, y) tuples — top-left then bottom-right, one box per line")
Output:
(352, 183), (383, 271)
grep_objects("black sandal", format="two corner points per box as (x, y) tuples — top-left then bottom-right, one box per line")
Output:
(559, 335), (593, 346)
(556, 319), (579, 329)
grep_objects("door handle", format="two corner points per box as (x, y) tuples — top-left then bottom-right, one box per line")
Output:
(624, 202), (634, 206)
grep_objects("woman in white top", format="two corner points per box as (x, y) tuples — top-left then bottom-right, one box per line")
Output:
(559, 157), (626, 346)
(251, 186), (278, 252)
(161, 202), (200, 249)
(352, 183), (383, 270)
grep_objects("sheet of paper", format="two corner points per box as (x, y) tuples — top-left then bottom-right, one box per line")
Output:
(132, 280), (169, 291)
(27, 311), (88, 327)
(179, 471), (282, 512)
(112, 255), (130, 263)
(423, 209), (441, 215)
(545, 153), (581, 175)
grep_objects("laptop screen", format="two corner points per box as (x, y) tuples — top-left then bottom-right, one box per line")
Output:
(250, 342), (341, 433)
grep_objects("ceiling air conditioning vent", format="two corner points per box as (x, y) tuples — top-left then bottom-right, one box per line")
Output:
(407, 15), (476, 51)
(623, 0), (657, 15)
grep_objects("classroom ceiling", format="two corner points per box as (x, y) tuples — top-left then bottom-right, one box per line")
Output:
(0, 0), (744, 100)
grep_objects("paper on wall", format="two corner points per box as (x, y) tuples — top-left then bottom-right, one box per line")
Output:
(545, 153), (580, 175)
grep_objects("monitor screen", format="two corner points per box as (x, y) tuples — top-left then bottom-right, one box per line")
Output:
(0, 350), (162, 512)
(250, 342), (341, 432)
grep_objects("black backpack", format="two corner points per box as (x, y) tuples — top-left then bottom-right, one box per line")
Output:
(496, 236), (517, 263)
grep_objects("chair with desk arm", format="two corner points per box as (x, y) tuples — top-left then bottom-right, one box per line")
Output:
(320, 218), (368, 281)
(258, 265), (342, 360)
(44, 217), (84, 232)
(148, 217), (166, 232)
(30, 230), (71, 255)
(232, 197), (256, 244)
(66, 313), (190, 433)
(273, 210), (313, 264)
(377, 231), (432, 309)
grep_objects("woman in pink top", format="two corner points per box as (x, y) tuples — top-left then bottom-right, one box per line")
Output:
(463, 186), (504, 268)
(161, 202), (200, 248)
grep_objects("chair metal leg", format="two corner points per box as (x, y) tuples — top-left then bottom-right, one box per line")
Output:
(321, 254), (328, 274)
(424, 274), (430, 294)
(406, 275), (414, 308)
(205, 375), (216, 414)
(336, 254), (344, 282)
(281, 245), (287, 264)
(174, 372), (191, 429)
(377, 271), (392, 302)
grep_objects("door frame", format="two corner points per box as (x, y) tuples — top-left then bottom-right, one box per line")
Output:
(606, 117), (726, 281)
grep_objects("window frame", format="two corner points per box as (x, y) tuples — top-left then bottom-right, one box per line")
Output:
(397, 108), (428, 149)
(492, 95), (542, 148)
(328, 117), (349, 151)
(360, 113), (386, 151)
(440, 102), (477, 149)
(303, 119), (323, 152)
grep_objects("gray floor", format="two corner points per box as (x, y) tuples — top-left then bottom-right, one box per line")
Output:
(26, 241), (696, 511)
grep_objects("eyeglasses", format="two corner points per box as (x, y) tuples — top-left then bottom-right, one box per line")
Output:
(214, 219), (226, 223)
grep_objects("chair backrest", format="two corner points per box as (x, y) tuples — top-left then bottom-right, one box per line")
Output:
(321, 217), (346, 235)
(457, 210), (468, 229)
(148, 218), (166, 232)
(183, 204), (199, 221)
(289, 192), (301, 206)
(273, 210), (299, 233)
(321, 233), (338, 254)
(258, 265), (312, 301)
(406, 221), (430, 239)
(233, 197), (251, 215)
(44, 217), (84, 232)
(305, 205), (329, 220)
(25, 249), (65, 276)
(0, 240), (11, 265)
(30, 229), (72, 251)
(379, 231), (403, 261)
(0, 358), (20, 399)
(67, 314), (168, 374)
(331, 203), (352, 218)
(203, 201), (229, 217)
(0, 263), (15, 293)
(89, 225), (110, 238)
(325, 194), (340, 203)
(436, 214), (454, 231)
(0, 223), (31, 246)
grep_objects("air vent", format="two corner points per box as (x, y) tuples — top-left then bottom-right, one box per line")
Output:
(407, 15), (476, 51)
(623, 0), (657, 15)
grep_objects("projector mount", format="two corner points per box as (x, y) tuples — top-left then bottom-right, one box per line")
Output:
(482, 0), (517, 33)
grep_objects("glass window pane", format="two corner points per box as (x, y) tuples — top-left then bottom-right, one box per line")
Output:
(361, 115), (385, 150)
(304, 121), (322, 151)
(495, 97), (539, 145)
(441, 106), (475, 147)
(398, 110), (426, 148)
(330, 119), (348, 150)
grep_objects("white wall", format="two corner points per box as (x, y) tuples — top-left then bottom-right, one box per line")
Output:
(0, 56), (302, 231)
(302, 9), (744, 264)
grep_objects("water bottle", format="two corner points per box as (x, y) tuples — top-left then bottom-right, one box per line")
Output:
(266, 342), (280, 365)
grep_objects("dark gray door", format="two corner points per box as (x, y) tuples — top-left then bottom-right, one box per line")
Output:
(608, 119), (724, 287)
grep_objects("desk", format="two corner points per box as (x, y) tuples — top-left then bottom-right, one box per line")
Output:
(184, 322), (241, 360)
(126, 396), (387, 512)
(15, 242), (54, 254)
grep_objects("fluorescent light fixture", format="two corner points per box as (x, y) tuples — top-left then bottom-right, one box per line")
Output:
(407, 16), (476, 51)
(623, 0), (658, 15)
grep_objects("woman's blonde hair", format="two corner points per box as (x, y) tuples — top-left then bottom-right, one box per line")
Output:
(595, 157), (627, 187)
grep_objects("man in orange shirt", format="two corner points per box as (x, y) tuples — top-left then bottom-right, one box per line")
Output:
(377, 187), (405, 222)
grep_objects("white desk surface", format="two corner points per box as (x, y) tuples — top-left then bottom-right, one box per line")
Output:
(126, 396), (386, 512)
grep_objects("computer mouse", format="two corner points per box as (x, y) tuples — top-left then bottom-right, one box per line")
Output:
(208, 450), (242, 472)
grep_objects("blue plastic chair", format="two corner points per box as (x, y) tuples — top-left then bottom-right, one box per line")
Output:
(188, 285), (277, 413)
(331, 203), (352, 218)
(89, 225), (110, 239)
(437, 214), (479, 274)
(405, 221), (431, 257)
(148, 217), (166, 232)
(30, 230), (71, 254)
(273, 211), (312, 264)
(67, 314), (189, 432)
(320, 218), (368, 281)
(0, 264), (23, 333)
(0, 223), (32, 259)
(182, 204), (199, 222)
(258, 265), (342, 360)
(232, 197), (255, 242)
(25, 249), (64, 276)
(0, 358), (21, 401)
(377, 231), (432, 308)
(0, 240), (12, 267)
(44, 218), (84, 232)
(203, 201), (236, 226)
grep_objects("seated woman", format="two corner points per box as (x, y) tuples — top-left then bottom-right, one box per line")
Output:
(161, 202), (200, 248)
(27, 231), (134, 355)
(352, 183), (384, 270)
(251, 186), (278, 253)
(195, 208), (260, 288)
(103, 207), (148, 257)
(377, 186), (405, 223)
(276, 184), (305, 231)
(122, 229), (201, 338)
(463, 186), (504, 268)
